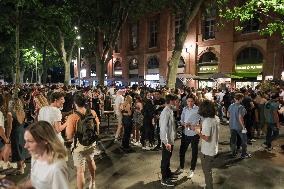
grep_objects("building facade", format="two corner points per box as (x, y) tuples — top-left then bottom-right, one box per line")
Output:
(81, 1), (284, 88)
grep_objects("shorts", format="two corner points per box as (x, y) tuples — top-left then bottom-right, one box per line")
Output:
(116, 112), (122, 125)
(72, 143), (96, 168)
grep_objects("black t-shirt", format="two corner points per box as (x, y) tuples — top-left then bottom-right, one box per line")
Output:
(153, 98), (165, 115)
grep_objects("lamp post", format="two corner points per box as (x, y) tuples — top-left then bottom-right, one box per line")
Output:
(76, 35), (81, 86)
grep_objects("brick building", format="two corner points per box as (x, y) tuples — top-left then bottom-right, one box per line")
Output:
(81, 1), (284, 88)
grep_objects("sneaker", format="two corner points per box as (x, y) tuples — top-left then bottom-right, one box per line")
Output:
(89, 180), (96, 189)
(142, 146), (151, 151)
(161, 179), (175, 187)
(250, 139), (257, 142)
(114, 139), (119, 144)
(187, 170), (194, 179)
(265, 147), (273, 151)
(199, 183), (206, 189)
(13, 168), (24, 175)
(174, 167), (184, 175)
(152, 145), (161, 151)
(241, 153), (252, 159)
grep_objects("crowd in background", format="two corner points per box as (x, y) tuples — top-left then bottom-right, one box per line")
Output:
(0, 82), (283, 188)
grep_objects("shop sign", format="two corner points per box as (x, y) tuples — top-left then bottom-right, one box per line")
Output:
(235, 64), (263, 73)
(198, 65), (218, 73)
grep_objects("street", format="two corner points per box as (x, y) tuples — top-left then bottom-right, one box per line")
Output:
(5, 118), (284, 189)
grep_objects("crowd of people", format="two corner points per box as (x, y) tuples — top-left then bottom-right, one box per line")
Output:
(0, 82), (283, 189)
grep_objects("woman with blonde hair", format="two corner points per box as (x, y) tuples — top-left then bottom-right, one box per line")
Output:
(7, 93), (26, 175)
(120, 95), (133, 152)
(17, 121), (69, 189)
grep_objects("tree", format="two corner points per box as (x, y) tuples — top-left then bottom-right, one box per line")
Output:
(217, 0), (284, 40)
(0, 0), (41, 84)
(80, 0), (170, 85)
(166, 0), (205, 88)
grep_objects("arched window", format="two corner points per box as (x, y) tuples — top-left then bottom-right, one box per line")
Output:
(114, 60), (122, 70)
(114, 60), (122, 77)
(147, 56), (159, 69)
(199, 52), (218, 64)
(236, 47), (263, 65)
(129, 58), (138, 70)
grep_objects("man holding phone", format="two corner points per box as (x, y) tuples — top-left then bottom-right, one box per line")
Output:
(160, 94), (178, 187)
(175, 95), (201, 179)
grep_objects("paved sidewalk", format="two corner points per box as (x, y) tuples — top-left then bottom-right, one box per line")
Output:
(5, 119), (284, 189)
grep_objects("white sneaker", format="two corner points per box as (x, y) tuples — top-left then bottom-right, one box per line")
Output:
(89, 180), (96, 189)
(199, 183), (206, 189)
(174, 167), (184, 175)
(187, 170), (194, 179)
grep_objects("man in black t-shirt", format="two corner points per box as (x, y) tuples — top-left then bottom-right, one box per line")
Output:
(92, 89), (102, 121)
(152, 90), (166, 150)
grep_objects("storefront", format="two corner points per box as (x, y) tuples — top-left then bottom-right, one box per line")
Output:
(232, 47), (264, 89)
(197, 51), (219, 89)
(145, 56), (160, 88)
(233, 63), (263, 89)
(197, 65), (218, 88)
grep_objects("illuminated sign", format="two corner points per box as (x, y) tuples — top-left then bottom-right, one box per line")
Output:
(235, 64), (263, 73)
(198, 65), (218, 73)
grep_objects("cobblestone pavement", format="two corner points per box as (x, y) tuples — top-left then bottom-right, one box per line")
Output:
(4, 116), (284, 189)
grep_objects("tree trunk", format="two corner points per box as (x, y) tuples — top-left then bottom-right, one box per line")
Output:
(15, 6), (20, 85)
(31, 69), (34, 83)
(99, 59), (105, 86)
(166, 0), (205, 89)
(20, 67), (25, 83)
(63, 58), (70, 85)
(42, 42), (47, 84)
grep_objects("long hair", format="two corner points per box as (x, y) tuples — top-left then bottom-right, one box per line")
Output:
(34, 94), (49, 109)
(26, 121), (67, 164)
(9, 97), (25, 124)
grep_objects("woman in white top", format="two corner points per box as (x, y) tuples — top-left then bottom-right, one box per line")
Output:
(18, 121), (69, 189)
(193, 100), (219, 189)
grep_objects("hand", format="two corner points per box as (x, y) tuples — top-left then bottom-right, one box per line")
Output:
(165, 143), (172, 152)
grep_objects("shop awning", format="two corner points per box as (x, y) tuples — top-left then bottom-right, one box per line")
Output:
(233, 72), (260, 78)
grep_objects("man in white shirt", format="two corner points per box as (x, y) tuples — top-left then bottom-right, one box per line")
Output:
(38, 92), (67, 142)
(114, 90), (124, 142)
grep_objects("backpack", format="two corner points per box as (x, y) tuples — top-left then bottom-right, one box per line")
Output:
(74, 109), (98, 146)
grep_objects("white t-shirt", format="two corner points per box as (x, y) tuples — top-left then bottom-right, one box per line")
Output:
(114, 95), (124, 114)
(201, 116), (219, 156)
(31, 158), (69, 189)
(38, 106), (63, 142)
(0, 111), (4, 131)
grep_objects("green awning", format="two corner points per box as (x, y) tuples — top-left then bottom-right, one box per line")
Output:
(233, 72), (260, 78)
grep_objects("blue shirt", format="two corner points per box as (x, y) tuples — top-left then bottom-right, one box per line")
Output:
(180, 105), (201, 136)
(228, 103), (246, 131)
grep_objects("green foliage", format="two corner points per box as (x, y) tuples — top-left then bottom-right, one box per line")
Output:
(218, 0), (284, 40)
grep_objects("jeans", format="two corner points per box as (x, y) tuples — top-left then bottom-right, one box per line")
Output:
(230, 129), (247, 156)
(266, 123), (279, 148)
(161, 143), (173, 180)
(201, 154), (214, 189)
(179, 134), (200, 171)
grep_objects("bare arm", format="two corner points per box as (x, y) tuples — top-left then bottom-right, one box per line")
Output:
(54, 121), (67, 133)
(273, 110), (280, 128)
(238, 114), (245, 130)
(65, 115), (76, 141)
(92, 111), (100, 135)
(6, 112), (13, 139)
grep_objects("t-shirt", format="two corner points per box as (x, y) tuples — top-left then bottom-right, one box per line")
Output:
(114, 95), (124, 114)
(38, 106), (63, 142)
(31, 158), (69, 189)
(228, 103), (246, 131)
(201, 117), (219, 156)
(264, 100), (279, 124)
